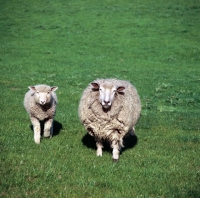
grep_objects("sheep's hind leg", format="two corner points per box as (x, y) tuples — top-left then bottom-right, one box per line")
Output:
(96, 139), (103, 157)
(129, 127), (135, 136)
(44, 118), (53, 138)
(119, 138), (124, 153)
(31, 117), (41, 144)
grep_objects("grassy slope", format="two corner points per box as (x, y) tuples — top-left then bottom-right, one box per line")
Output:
(0, 0), (199, 197)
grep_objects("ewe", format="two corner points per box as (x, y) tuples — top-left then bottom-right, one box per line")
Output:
(24, 84), (58, 144)
(79, 79), (141, 161)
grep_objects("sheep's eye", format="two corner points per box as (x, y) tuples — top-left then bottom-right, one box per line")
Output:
(47, 91), (50, 94)
(36, 91), (39, 94)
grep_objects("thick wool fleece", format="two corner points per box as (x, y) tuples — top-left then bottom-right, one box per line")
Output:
(24, 84), (57, 121)
(78, 79), (141, 142)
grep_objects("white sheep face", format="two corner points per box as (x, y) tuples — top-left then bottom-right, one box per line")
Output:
(91, 82), (125, 109)
(29, 86), (58, 105)
(36, 91), (50, 105)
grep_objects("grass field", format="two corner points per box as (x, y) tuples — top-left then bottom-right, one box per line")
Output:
(0, 0), (200, 197)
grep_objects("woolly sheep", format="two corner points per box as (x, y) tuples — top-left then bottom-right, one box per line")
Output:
(78, 78), (141, 161)
(24, 84), (58, 144)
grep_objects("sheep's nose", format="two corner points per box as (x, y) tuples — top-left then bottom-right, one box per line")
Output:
(104, 100), (110, 105)
(40, 101), (46, 105)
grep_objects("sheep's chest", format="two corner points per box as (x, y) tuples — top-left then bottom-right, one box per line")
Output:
(30, 104), (54, 120)
(87, 112), (126, 139)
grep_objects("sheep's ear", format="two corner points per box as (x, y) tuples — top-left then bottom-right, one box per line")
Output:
(91, 83), (99, 90)
(28, 86), (36, 91)
(51, 86), (58, 92)
(117, 86), (125, 93)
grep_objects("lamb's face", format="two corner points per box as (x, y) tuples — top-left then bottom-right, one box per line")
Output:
(91, 82), (125, 109)
(29, 85), (58, 105)
(35, 91), (51, 105)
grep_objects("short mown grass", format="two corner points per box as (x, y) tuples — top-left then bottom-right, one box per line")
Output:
(0, 0), (200, 197)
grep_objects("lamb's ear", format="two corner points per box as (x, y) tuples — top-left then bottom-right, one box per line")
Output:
(51, 86), (58, 92)
(28, 86), (36, 91)
(117, 86), (125, 93)
(91, 83), (99, 90)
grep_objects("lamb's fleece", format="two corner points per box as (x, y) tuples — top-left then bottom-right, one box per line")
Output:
(24, 84), (58, 144)
(24, 85), (58, 120)
(78, 78), (141, 142)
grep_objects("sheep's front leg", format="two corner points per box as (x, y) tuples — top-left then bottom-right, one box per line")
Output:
(96, 139), (103, 157)
(111, 140), (120, 162)
(44, 118), (53, 138)
(30, 117), (41, 144)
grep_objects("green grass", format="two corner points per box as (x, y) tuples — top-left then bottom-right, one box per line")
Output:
(0, 0), (200, 197)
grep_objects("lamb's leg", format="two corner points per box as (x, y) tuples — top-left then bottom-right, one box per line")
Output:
(44, 118), (53, 138)
(96, 139), (103, 157)
(111, 139), (120, 162)
(30, 117), (41, 144)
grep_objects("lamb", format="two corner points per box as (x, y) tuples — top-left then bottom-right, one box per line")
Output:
(78, 78), (141, 161)
(24, 84), (58, 144)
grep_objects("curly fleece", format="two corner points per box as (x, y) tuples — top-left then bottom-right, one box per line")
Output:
(78, 79), (141, 143)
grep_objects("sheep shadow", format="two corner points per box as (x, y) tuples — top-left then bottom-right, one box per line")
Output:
(30, 120), (63, 137)
(82, 133), (138, 154)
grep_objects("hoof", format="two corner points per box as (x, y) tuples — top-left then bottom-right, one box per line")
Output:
(43, 135), (50, 138)
(34, 140), (40, 144)
(96, 153), (102, 157)
(96, 148), (102, 157)
(34, 136), (40, 144)
(43, 133), (51, 138)
(113, 158), (119, 162)
(44, 131), (50, 138)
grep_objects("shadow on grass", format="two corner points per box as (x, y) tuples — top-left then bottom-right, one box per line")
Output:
(82, 133), (138, 153)
(30, 120), (63, 136)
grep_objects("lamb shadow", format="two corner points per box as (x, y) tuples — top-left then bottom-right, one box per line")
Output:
(81, 133), (138, 153)
(30, 120), (63, 136)
(52, 120), (63, 136)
